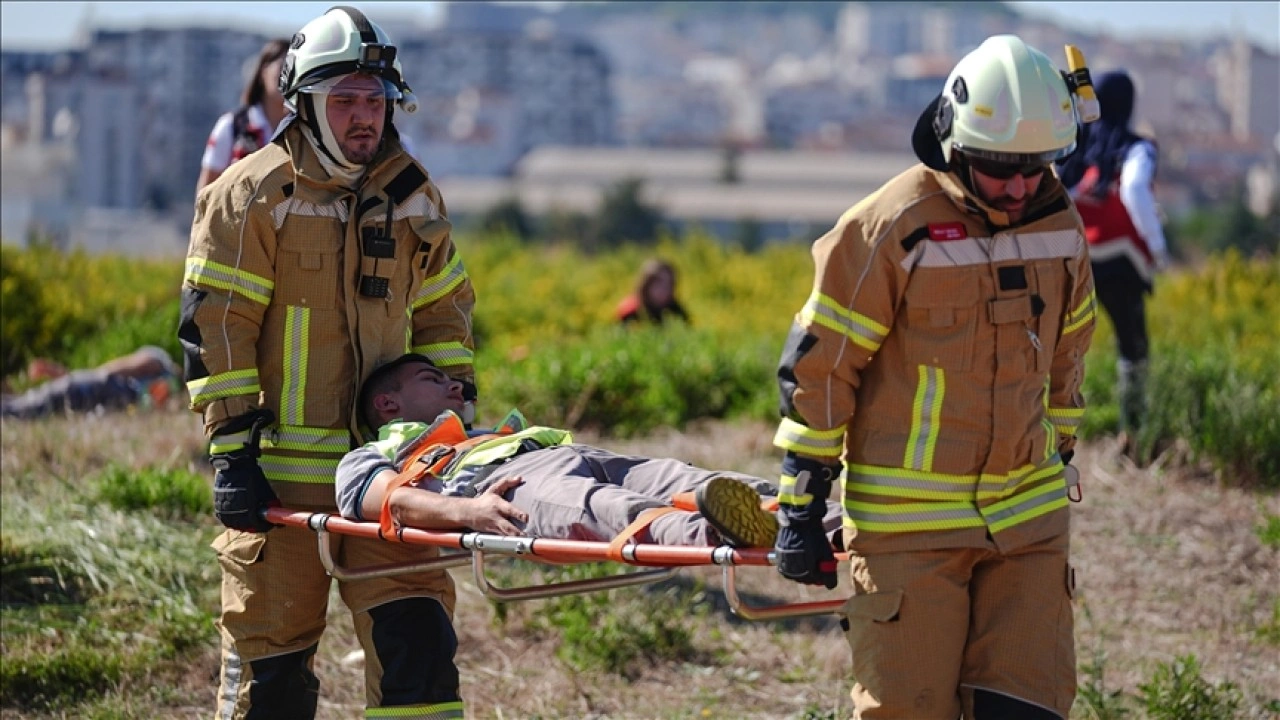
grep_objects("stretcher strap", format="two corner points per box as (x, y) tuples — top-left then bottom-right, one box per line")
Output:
(378, 430), (520, 540)
(606, 506), (682, 562)
(378, 445), (458, 540)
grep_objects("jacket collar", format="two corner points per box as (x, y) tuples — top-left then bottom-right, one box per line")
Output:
(278, 121), (408, 196)
(929, 165), (1070, 232)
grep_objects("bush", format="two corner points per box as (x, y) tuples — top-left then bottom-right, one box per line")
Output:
(0, 644), (126, 710)
(1137, 654), (1243, 720)
(95, 464), (212, 517)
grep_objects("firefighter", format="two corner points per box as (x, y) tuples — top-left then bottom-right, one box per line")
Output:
(771, 35), (1097, 719)
(180, 7), (475, 718)
(1056, 70), (1171, 461)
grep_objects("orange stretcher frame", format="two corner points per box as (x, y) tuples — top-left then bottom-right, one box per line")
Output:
(264, 507), (848, 621)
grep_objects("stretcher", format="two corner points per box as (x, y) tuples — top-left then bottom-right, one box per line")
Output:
(264, 507), (847, 621)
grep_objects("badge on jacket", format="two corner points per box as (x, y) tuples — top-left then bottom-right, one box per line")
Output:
(928, 223), (968, 242)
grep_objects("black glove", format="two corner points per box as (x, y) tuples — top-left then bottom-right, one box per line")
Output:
(210, 409), (278, 532)
(776, 511), (838, 589)
(774, 452), (840, 589)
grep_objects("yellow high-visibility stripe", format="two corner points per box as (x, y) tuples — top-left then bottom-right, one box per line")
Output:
(843, 499), (986, 532)
(1063, 290), (1096, 336)
(800, 291), (887, 352)
(904, 365), (945, 472)
(413, 254), (467, 309)
(779, 474), (811, 506)
(773, 418), (844, 458)
(366, 701), (465, 719)
(184, 258), (274, 305)
(260, 454), (340, 484)
(412, 341), (473, 368)
(1047, 406), (1084, 438)
(209, 429), (252, 454)
(982, 477), (1069, 533)
(262, 425), (350, 453)
(281, 306), (310, 425)
(187, 368), (260, 404)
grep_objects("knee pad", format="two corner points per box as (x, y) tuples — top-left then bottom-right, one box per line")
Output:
(972, 688), (1062, 720)
(245, 644), (320, 720)
(368, 597), (461, 706)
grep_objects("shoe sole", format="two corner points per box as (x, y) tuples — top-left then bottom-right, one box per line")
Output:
(696, 476), (779, 548)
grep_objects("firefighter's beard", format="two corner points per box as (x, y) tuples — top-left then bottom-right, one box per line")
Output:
(338, 124), (380, 165)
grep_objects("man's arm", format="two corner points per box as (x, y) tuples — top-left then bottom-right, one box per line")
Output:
(367, 471), (528, 536)
(408, 183), (477, 394)
(180, 176), (276, 438)
(1048, 226), (1097, 457)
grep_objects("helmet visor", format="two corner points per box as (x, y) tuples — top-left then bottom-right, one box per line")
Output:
(296, 74), (402, 102)
(953, 141), (1075, 167)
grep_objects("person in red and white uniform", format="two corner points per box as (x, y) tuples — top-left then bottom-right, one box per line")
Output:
(196, 38), (290, 194)
(1058, 70), (1170, 455)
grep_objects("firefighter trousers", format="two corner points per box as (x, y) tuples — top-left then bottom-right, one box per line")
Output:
(211, 523), (461, 720)
(842, 531), (1076, 719)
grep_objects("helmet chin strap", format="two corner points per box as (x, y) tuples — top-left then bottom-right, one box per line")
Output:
(300, 94), (363, 174)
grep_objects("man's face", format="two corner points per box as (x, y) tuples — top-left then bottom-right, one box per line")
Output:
(326, 73), (386, 165)
(386, 362), (465, 424)
(966, 160), (1048, 224)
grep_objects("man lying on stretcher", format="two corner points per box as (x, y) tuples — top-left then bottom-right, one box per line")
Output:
(336, 353), (842, 548)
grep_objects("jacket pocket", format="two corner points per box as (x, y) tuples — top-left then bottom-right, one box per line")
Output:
(210, 529), (267, 566)
(901, 271), (979, 372)
(843, 587), (903, 622)
(276, 220), (342, 309)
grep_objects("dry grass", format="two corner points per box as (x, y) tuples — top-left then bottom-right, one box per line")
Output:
(2, 411), (1277, 719)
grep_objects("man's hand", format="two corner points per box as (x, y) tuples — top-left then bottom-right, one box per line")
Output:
(463, 476), (527, 536)
(212, 449), (279, 532)
(210, 409), (278, 533)
(775, 451), (840, 589)
(775, 515), (838, 589)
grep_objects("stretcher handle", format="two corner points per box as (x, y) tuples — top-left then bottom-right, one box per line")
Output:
(470, 551), (678, 602)
(722, 564), (848, 620)
(318, 526), (473, 581)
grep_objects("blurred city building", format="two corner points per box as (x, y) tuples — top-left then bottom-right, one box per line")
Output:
(1, 0), (1276, 254)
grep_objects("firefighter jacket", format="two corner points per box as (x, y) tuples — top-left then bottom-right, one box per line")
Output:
(775, 164), (1096, 556)
(181, 121), (477, 509)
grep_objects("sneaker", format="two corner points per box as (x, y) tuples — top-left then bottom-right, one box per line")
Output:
(695, 476), (779, 548)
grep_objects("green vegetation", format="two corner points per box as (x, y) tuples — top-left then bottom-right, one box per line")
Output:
(1138, 655), (1244, 720)
(95, 464), (212, 518)
(3, 232), (1277, 483)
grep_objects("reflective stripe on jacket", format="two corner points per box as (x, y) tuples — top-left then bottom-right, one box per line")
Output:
(777, 164), (1096, 554)
(182, 122), (477, 509)
(372, 409), (573, 497)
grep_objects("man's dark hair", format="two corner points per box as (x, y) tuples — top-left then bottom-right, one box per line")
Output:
(358, 353), (436, 432)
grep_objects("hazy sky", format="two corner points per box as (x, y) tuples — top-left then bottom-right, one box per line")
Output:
(1, 1), (1277, 52)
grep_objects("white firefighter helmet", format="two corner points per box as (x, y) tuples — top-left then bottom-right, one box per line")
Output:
(277, 6), (419, 167)
(915, 35), (1078, 169)
(278, 5), (418, 114)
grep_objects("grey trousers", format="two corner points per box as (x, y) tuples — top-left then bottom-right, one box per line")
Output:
(472, 444), (841, 547)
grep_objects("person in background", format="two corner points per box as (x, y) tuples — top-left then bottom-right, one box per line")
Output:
(1056, 70), (1170, 461)
(771, 34), (1096, 719)
(1, 346), (179, 419)
(181, 7), (476, 718)
(195, 37), (290, 194)
(615, 258), (690, 325)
